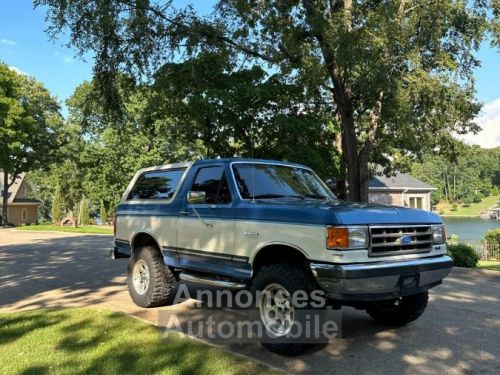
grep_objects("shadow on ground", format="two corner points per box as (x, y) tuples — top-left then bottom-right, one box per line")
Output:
(0, 234), (125, 310)
(1, 231), (500, 375)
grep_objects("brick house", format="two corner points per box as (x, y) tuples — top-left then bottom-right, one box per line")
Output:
(0, 173), (40, 226)
(368, 172), (436, 211)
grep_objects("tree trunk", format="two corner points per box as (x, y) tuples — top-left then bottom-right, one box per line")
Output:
(334, 133), (347, 199)
(342, 124), (361, 202)
(2, 171), (9, 226)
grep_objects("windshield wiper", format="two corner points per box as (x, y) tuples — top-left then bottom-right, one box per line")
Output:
(252, 194), (304, 200)
(303, 194), (330, 200)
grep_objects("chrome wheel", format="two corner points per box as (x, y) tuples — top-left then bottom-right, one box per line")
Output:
(259, 283), (294, 337)
(132, 259), (150, 295)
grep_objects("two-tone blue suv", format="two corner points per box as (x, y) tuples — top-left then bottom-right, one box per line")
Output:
(113, 158), (452, 355)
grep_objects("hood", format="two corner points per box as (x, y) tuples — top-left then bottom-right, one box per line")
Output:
(326, 200), (442, 225)
(238, 199), (442, 226)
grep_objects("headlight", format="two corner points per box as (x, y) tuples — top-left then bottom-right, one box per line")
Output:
(326, 226), (368, 250)
(431, 225), (446, 244)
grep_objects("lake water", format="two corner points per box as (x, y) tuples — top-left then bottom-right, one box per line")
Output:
(443, 217), (500, 241)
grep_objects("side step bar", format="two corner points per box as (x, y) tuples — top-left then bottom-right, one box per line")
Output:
(179, 272), (247, 290)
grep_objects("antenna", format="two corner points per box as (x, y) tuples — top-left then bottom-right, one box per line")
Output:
(251, 124), (255, 203)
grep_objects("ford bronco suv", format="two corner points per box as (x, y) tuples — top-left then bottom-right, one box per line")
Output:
(113, 158), (452, 354)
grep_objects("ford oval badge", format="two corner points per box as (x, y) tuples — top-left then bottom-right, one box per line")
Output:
(401, 235), (412, 245)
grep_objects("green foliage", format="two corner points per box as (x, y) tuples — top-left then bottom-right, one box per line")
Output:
(462, 196), (473, 207)
(100, 201), (108, 224)
(51, 186), (63, 222)
(449, 234), (459, 246)
(79, 198), (90, 226)
(451, 203), (458, 211)
(35, 0), (497, 201)
(448, 244), (480, 268)
(411, 147), (500, 204)
(492, 186), (500, 196)
(473, 192), (484, 203)
(16, 224), (112, 234)
(484, 229), (500, 247)
(0, 62), (64, 224)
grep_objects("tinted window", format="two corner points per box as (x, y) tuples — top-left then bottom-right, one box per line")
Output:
(128, 169), (185, 200)
(191, 166), (232, 204)
(232, 163), (334, 200)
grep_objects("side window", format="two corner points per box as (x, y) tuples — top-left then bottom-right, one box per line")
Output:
(128, 169), (185, 200)
(191, 166), (232, 204)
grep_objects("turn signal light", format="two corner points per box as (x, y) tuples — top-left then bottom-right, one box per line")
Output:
(326, 226), (349, 249)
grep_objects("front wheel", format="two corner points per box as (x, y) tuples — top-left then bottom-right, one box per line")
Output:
(366, 291), (429, 326)
(127, 245), (175, 308)
(250, 263), (326, 356)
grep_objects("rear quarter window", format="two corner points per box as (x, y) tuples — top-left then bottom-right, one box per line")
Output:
(127, 169), (185, 200)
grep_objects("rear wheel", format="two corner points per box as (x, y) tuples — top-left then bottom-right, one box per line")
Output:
(366, 291), (429, 326)
(127, 245), (175, 308)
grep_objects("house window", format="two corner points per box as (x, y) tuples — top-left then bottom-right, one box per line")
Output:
(22, 208), (27, 222)
(22, 185), (28, 196)
(409, 197), (423, 209)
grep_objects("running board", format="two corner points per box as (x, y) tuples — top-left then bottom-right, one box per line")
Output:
(179, 273), (247, 290)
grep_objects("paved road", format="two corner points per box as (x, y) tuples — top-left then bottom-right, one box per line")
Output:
(1, 229), (500, 375)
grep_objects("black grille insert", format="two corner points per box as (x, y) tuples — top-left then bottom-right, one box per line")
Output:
(369, 225), (432, 256)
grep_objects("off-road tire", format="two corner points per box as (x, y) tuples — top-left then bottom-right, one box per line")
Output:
(250, 263), (326, 356)
(366, 291), (429, 326)
(127, 245), (175, 308)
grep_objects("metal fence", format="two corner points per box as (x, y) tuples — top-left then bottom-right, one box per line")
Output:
(453, 240), (500, 261)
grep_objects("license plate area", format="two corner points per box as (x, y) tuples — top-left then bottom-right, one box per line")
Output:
(398, 274), (420, 292)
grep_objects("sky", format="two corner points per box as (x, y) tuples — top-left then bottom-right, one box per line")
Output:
(0, 0), (499, 148)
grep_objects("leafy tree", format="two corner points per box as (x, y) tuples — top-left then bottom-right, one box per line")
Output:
(154, 52), (339, 177)
(79, 198), (90, 225)
(51, 185), (63, 222)
(0, 62), (64, 225)
(100, 200), (108, 224)
(411, 146), (500, 204)
(36, 0), (500, 201)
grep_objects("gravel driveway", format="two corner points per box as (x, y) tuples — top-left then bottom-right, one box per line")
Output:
(1, 229), (499, 375)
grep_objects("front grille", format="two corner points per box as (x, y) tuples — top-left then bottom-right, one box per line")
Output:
(369, 225), (433, 256)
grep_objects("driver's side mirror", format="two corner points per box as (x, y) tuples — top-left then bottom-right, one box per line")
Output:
(187, 191), (206, 204)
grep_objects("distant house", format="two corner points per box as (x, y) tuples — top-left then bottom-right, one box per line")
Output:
(368, 172), (436, 211)
(0, 173), (40, 226)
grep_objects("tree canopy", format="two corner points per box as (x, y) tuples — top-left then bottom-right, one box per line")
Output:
(35, 0), (500, 201)
(0, 62), (64, 224)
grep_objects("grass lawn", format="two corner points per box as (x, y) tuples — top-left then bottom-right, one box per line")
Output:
(16, 224), (113, 235)
(0, 308), (279, 375)
(477, 261), (500, 271)
(436, 195), (500, 217)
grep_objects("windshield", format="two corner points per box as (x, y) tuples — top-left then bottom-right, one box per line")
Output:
(232, 163), (335, 200)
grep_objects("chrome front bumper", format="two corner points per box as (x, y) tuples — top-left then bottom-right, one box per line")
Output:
(310, 255), (453, 301)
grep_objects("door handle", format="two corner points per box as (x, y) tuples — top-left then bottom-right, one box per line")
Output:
(179, 210), (190, 216)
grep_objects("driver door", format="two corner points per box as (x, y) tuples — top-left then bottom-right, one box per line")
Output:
(176, 165), (235, 275)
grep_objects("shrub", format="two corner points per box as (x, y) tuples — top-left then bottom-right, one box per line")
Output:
(484, 229), (500, 247)
(100, 201), (108, 224)
(491, 186), (499, 197)
(473, 192), (484, 203)
(449, 234), (459, 246)
(448, 244), (479, 268)
(51, 186), (63, 222)
(450, 203), (458, 211)
(79, 198), (90, 226)
(462, 196), (472, 207)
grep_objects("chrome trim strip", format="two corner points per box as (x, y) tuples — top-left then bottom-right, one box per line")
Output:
(310, 255), (453, 273)
(179, 273), (246, 289)
(371, 240), (432, 248)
